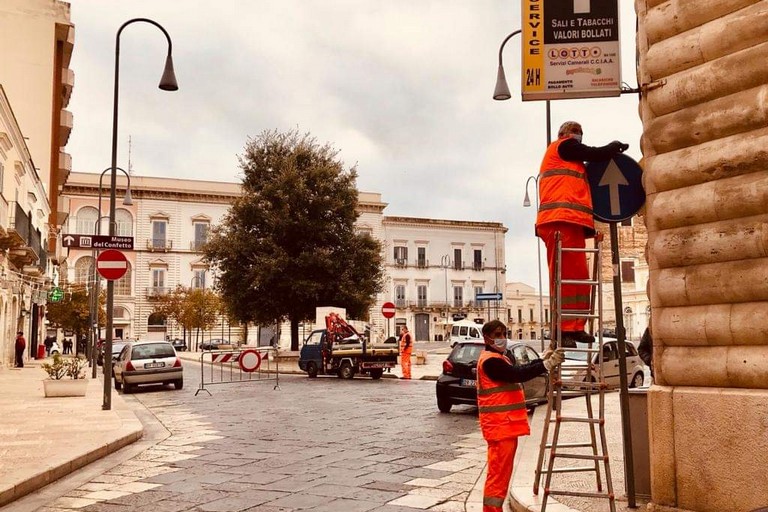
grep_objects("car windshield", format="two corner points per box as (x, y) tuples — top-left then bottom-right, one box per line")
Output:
(112, 343), (127, 355)
(131, 343), (175, 359)
(451, 343), (483, 364)
(564, 342), (592, 361)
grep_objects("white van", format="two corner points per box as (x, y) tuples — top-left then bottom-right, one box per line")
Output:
(449, 320), (484, 346)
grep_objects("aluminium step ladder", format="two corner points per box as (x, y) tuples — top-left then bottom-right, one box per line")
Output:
(533, 232), (616, 512)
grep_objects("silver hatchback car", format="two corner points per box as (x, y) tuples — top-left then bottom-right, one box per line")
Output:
(561, 338), (646, 389)
(114, 341), (183, 393)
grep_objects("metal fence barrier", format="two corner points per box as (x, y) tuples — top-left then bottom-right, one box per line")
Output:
(196, 346), (280, 396)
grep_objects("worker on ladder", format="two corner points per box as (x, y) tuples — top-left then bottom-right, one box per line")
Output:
(476, 320), (564, 512)
(536, 121), (628, 347)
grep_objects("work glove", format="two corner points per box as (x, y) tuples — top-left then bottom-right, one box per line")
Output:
(611, 140), (629, 153)
(543, 348), (565, 372)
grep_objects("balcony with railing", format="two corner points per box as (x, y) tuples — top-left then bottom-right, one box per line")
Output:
(472, 261), (485, 271)
(394, 258), (407, 268)
(147, 238), (173, 252)
(389, 300), (486, 311)
(4, 202), (41, 267)
(416, 258), (429, 269)
(146, 287), (171, 298)
(453, 261), (466, 271)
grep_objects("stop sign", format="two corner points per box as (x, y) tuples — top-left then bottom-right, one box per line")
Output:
(381, 301), (396, 319)
(96, 250), (128, 280)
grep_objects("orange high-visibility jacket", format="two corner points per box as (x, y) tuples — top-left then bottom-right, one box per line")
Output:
(400, 332), (413, 354)
(476, 351), (530, 441)
(535, 137), (595, 236)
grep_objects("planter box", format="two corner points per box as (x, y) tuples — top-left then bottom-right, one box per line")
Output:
(43, 379), (88, 397)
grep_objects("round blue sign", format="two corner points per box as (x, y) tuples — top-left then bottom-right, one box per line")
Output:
(587, 153), (645, 223)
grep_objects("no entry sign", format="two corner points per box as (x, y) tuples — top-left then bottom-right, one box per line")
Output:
(96, 250), (128, 280)
(381, 301), (396, 319)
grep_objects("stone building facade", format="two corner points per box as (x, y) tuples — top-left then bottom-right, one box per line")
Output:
(638, 1), (768, 510)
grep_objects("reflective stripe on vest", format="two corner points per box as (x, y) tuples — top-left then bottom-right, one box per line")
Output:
(536, 137), (594, 233)
(476, 351), (530, 440)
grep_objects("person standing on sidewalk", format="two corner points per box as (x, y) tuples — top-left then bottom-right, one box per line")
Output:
(536, 121), (628, 347)
(14, 331), (26, 368)
(477, 320), (564, 512)
(399, 325), (413, 379)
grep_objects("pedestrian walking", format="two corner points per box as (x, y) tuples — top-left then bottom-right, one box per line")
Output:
(14, 331), (26, 368)
(44, 336), (54, 356)
(399, 325), (413, 379)
(476, 320), (564, 512)
(536, 121), (628, 347)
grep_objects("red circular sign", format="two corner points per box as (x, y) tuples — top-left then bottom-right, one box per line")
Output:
(238, 349), (262, 373)
(381, 301), (396, 319)
(96, 249), (128, 280)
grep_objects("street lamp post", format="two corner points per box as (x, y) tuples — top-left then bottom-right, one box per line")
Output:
(90, 168), (132, 378)
(104, 17), (178, 411)
(440, 254), (450, 329)
(524, 176), (546, 352)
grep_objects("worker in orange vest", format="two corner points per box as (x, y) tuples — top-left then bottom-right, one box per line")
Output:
(399, 325), (413, 379)
(537, 121), (628, 347)
(477, 320), (564, 512)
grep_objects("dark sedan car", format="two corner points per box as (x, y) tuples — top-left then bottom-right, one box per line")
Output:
(435, 340), (548, 413)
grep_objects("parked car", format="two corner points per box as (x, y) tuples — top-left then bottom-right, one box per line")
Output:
(435, 340), (548, 413)
(560, 339), (646, 389)
(97, 341), (128, 367)
(170, 338), (187, 352)
(200, 338), (229, 351)
(113, 341), (183, 393)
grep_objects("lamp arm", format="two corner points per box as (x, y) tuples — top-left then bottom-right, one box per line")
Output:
(498, 29), (522, 66)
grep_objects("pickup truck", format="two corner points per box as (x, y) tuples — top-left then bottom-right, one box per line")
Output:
(299, 319), (399, 380)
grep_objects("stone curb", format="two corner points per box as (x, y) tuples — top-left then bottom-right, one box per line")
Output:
(0, 398), (143, 507)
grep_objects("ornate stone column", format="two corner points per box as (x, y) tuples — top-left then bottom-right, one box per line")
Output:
(637, 1), (768, 510)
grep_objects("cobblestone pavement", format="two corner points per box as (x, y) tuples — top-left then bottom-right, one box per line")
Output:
(33, 365), (488, 512)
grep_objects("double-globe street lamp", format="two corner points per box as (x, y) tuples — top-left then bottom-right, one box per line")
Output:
(494, 30), (552, 351)
(103, 18), (178, 411)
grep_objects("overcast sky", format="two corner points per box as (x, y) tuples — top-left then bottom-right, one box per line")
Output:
(67, 1), (642, 292)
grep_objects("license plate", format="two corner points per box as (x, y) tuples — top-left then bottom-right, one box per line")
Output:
(461, 379), (476, 387)
(144, 362), (165, 369)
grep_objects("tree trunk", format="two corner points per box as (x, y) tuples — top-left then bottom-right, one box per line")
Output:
(290, 317), (299, 351)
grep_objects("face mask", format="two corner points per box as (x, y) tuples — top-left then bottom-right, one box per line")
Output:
(573, 134), (583, 143)
(493, 338), (507, 350)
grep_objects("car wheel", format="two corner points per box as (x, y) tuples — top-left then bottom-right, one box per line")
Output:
(114, 375), (122, 390)
(369, 368), (384, 380)
(630, 372), (644, 388)
(338, 361), (354, 380)
(437, 393), (453, 413)
(174, 379), (184, 390)
(307, 362), (318, 378)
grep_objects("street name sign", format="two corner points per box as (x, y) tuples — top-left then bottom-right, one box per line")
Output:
(62, 234), (134, 250)
(381, 302), (397, 319)
(522, 0), (621, 101)
(476, 292), (503, 301)
(96, 250), (128, 280)
(587, 153), (645, 222)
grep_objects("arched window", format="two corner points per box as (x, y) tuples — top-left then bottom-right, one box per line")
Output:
(75, 256), (94, 284)
(75, 207), (99, 234)
(148, 312), (166, 327)
(114, 262), (132, 296)
(113, 306), (127, 319)
(115, 208), (133, 236)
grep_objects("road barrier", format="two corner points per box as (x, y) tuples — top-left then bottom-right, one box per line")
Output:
(195, 346), (280, 396)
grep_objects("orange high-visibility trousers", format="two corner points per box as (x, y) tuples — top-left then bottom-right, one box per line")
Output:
(483, 437), (519, 512)
(538, 222), (590, 332)
(401, 350), (412, 379)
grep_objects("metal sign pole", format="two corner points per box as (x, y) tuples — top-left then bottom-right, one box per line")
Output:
(610, 221), (636, 507)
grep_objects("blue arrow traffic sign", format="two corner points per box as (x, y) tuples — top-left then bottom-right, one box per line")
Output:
(475, 292), (503, 301)
(587, 153), (645, 222)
